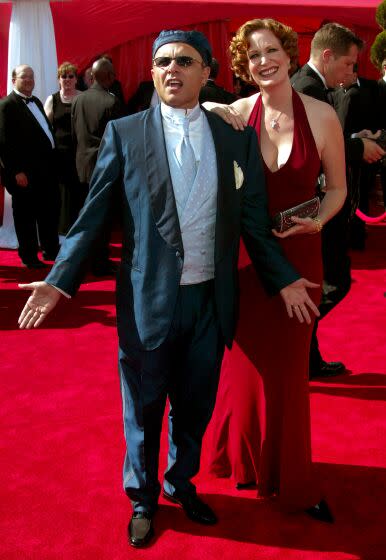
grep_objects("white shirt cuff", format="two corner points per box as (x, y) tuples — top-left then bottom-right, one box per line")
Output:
(47, 283), (71, 299)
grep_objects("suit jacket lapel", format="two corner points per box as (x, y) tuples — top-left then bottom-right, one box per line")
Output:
(305, 65), (328, 91)
(204, 109), (235, 264)
(305, 64), (323, 85)
(144, 105), (183, 255)
(35, 97), (55, 133)
(11, 91), (54, 144)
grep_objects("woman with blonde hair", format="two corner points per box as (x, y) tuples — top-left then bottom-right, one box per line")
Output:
(205, 19), (346, 522)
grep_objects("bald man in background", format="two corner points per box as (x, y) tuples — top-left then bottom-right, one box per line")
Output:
(71, 58), (125, 275)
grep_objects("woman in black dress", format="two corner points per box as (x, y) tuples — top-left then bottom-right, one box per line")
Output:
(44, 62), (85, 235)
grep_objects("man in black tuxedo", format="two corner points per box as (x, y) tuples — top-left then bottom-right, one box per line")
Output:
(18, 30), (319, 547)
(378, 58), (386, 124)
(333, 65), (381, 249)
(291, 23), (385, 378)
(199, 57), (237, 104)
(71, 57), (125, 275)
(378, 58), (386, 208)
(0, 65), (60, 268)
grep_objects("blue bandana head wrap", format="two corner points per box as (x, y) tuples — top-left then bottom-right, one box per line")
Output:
(152, 30), (212, 67)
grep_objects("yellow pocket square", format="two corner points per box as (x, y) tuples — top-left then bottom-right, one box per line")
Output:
(233, 161), (244, 189)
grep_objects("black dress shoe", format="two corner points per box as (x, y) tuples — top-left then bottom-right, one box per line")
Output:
(128, 511), (154, 548)
(306, 500), (334, 523)
(163, 490), (217, 525)
(21, 258), (47, 269)
(42, 251), (59, 261)
(310, 360), (346, 379)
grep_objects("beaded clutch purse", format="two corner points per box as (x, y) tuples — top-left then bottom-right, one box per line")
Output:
(272, 197), (320, 233)
(376, 130), (386, 166)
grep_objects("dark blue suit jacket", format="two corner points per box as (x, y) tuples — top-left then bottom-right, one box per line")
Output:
(46, 105), (299, 351)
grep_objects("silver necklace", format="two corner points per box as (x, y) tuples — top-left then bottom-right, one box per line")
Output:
(269, 111), (282, 131)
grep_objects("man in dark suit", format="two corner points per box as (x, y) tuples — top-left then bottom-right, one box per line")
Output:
(126, 80), (158, 114)
(199, 57), (237, 104)
(378, 58), (386, 125)
(96, 53), (126, 105)
(378, 58), (386, 208)
(18, 30), (319, 548)
(72, 58), (125, 190)
(291, 23), (385, 379)
(0, 65), (60, 268)
(333, 65), (381, 249)
(71, 57), (125, 275)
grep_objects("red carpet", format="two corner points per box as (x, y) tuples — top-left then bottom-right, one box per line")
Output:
(1, 226), (385, 560)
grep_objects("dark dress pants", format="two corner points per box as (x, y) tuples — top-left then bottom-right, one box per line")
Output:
(380, 165), (386, 210)
(11, 168), (60, 264)
(309, 202), (352, 371)
(57, 152), (87, 236)
(350, 162), (378, 248)
(118, 280), (225, 514)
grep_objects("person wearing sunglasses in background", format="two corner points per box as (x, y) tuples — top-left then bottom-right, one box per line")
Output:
(18, 30), (320, 548)
(44, 62), (82, 236)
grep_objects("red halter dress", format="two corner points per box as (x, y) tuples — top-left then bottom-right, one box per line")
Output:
(209, 90), (323, 510)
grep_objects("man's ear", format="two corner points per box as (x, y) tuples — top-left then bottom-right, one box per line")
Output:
(322, 48), (334, 63)
(202, 65), (210, 85)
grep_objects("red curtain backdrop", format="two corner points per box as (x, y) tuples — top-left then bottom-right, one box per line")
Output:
(109, 20), (232, 103)
(0, 0), (380, 99)
(109, 20), (378, 104)
(354, 26), (381, 80)
(0, 3), (11, 97)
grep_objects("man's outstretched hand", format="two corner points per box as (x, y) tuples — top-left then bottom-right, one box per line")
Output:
(18, 282), (62, 329)
(280, 278), (320, 324)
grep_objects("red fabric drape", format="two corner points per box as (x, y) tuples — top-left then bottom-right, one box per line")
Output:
(99, 18), (380, 106)
(109, 20), (232, 104)
(354, 26), (380, 80)
(1, 0), (379, 99)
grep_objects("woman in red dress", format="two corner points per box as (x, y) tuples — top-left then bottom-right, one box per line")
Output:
(205, 19), (346, 520)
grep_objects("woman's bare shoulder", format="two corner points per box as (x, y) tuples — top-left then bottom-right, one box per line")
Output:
(296, 91), (342, 156)
(297, 91), (336, 121)
(231, 93), (260, 119)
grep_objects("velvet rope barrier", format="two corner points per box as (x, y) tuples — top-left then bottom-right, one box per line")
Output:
(355, 208), (386, 223)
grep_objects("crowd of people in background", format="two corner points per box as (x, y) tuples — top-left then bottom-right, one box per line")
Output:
(1, 23), (384, 274)
(1, 18), (386, 549)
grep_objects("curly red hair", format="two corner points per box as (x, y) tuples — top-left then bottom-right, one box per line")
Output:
(230, 19), (299, 84)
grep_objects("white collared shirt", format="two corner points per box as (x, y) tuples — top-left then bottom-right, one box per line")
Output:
(160, 102), (203, 162)
(13, 88), (55, 148)
(307, 60), (328, 89)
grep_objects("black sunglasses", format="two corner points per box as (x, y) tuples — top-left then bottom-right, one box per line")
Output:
(153, 56), (203, 68)
(60, 73), (75, 79)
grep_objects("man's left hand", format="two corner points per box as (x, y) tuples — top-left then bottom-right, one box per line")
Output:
(280, 278), (320, 324)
